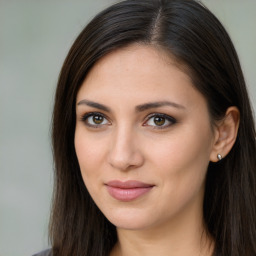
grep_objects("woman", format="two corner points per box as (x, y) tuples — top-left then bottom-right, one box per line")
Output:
(34, 0), (256, 255)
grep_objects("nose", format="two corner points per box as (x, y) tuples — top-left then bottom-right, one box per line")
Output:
(107, 125), (144, 171)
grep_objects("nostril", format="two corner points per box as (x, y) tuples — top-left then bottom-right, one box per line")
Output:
(107, 128), (144, 171)
(107, 146), (144, 171)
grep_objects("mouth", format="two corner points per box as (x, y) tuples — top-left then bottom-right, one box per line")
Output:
(105, 180), (155, 202)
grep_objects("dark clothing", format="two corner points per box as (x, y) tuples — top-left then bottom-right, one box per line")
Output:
(32, 249), (52, 256)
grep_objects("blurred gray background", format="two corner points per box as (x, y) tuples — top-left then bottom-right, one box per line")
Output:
(0, 1), (255, 255)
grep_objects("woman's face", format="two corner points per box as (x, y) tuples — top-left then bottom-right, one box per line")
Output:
(75, 44), (217, 231)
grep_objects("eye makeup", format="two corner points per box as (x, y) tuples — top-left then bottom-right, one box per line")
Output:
(143, 113), (177, 130)
(79, 111), (177, 131)
(80, 112), (110, 128)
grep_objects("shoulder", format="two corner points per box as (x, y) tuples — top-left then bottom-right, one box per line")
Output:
(32, 248), (52, 256)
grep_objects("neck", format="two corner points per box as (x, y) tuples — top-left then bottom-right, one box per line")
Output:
(111, 224), (213, 256)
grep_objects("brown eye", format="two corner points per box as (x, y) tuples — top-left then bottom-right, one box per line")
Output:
(153, 116), (165, 126)
(93, 115), (104, 124)
(81, 113), (109, 127)
(144, 113), (177, 129)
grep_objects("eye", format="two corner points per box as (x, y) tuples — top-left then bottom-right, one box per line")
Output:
(81, 112), (110, 127)
(143, 113), (176, 129)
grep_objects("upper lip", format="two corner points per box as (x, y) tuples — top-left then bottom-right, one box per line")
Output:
(106, 180), (154, 189)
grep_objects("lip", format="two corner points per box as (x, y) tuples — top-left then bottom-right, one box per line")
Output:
(105, 180), (154, 201)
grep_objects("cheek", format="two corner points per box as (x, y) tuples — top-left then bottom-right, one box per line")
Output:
(147, 123), (214, 194)
(147, 135), (211, 219)
(74, 128), (104, 183)
(148, 129), (212, 172)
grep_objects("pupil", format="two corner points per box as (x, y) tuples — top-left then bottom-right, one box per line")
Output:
(154, 116), (165, 126)
(93, 115), (103, 124)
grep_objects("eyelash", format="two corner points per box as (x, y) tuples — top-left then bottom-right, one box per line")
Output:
(80, 112), (110, 128)
(143, 113), (177, 129)
(80, 112), (177, 129)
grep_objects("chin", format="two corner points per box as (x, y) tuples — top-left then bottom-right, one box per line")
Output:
(103, 208), (156, 230)
(110, 218), (151, 230)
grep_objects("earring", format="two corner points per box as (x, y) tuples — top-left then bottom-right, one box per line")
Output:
(217, 154), (222, 161)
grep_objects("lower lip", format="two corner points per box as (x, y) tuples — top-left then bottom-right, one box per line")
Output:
(106, 186), (153, 201)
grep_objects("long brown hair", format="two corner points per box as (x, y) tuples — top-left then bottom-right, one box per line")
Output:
(50, 0), (256, 255)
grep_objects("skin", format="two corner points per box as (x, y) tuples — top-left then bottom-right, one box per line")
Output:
(74, 44), (239, 256)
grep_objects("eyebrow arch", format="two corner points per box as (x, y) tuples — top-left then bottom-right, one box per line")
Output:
(77, 99), (111, 112)
(77, 99), (185, 113)
(135, 101), (185, 112)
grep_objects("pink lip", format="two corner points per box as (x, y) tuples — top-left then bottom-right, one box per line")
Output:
(105, 180), (154, 201)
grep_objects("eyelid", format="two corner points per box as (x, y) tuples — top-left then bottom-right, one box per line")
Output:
(143, 113), (177, 129)
(79, 111), (176, 129)
(80, 112), (111, 127)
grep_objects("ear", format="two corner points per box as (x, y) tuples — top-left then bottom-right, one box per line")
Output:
(210, 106), (240, 162)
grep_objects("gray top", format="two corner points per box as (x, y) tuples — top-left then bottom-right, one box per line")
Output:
(32, 249), (52, 256)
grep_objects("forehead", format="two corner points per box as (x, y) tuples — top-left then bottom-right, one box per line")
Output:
(76, 44), (206, 112)
(86, 44), (185, 79)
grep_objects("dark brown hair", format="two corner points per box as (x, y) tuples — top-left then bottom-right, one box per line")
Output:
(50, 0), (256, 255)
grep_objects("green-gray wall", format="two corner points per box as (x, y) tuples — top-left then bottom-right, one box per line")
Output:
(0, 1), (255, 255)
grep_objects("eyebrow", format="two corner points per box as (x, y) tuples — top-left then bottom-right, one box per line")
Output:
(135, 101), (186, 112)
(77, 99), (185, 112)
(77, 99), (111, 112)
